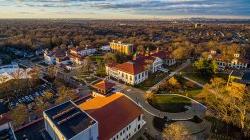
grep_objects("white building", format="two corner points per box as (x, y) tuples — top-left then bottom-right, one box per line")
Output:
(70, 47), (96, 57)
(106, 50), (175, 85)
(0, 114), (17, 140)
(43, 101), (99, 140)
(208, 50), (248, 69)
(44, 92), (145, 140)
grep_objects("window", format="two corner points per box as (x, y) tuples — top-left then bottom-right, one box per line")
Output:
(120, 132), (122, 136)
(138, 115), (141, 121)
(138, 124), (141, 130)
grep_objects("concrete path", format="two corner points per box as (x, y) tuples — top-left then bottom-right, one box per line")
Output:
(147, 60), (191, 93)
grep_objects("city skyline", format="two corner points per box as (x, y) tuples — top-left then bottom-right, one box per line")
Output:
(0, 0), (250, 19)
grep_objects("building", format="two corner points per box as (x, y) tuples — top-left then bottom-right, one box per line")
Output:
(100, 45), (111, 52)
(106, 50), (174, 85)
(229, 71), (250, 86)
(91, 80), (115, 97)
(44, 92), (145, 140)
(44, 48), (69, 65)
(44, 101), (98, 140)
(44, 46), (96, 65)
(110, 41), (134, 55)
(208, 50), (249, 69)
(70, 47), (96, 57)
(78, 93), (145, 140)
(0, 113), (17, 140)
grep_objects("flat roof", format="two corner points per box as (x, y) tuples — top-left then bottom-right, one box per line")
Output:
(44, 101), (96, 139)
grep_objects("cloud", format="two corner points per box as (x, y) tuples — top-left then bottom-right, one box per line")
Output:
(0, 0), (249, 18)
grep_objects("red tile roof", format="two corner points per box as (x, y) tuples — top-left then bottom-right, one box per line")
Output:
(92, 80), (115, 91)
(78, 93), (143, 140)
(115, 61), (145, 75)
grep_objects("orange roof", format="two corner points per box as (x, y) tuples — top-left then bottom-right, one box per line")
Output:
(92, 80), (115, 91)
(115, 61), (145, 75)
(78, 93), (143, 140)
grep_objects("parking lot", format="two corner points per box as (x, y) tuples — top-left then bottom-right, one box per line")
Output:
(9, 83), (56, 108)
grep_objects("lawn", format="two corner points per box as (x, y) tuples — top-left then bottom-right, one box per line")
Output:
(135, 72), (168, 90)
(149, 95), (192, 113)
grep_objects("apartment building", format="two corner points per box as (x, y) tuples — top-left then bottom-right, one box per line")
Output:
(110, 41), (134, 55)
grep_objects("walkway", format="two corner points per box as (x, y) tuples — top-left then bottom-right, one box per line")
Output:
(147, 60), (191, 93)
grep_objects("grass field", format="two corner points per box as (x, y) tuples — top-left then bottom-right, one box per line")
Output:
(135, 72), (168, 90)
(149, 95), (192, 113)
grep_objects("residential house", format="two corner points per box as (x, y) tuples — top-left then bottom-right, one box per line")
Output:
(208, 50), (249, 69)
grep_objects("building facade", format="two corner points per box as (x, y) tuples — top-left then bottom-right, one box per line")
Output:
(106, 50), (174, 85)
(44, 101), (99, 140)
(110, 41), (134, 55)
(208, 50), (248, 69)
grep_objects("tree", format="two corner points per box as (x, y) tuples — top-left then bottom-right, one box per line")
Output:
(104, 52), (117, 64)
(197, 78), (250, 136)
(137, 45), (145, 55)
(9, 104), (28, 128)
(55, 86), (78, 104)
(194, 58), (218, 78)
(34, 98), (50, 117)
(47, 65), (58, 79)
(163, 123), (189, 140)
(82, 56), (92, 72)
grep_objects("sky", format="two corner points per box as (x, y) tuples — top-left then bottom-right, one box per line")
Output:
(0, 0), (250, 19)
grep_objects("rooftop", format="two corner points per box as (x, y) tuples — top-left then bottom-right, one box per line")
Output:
(44, 101), (96, 139)
(78, 93), (143, 140)
(116, 61), (145, 75)
(92, 80), (115, 92)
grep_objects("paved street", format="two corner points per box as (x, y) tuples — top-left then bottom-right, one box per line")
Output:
(108, 79), (206, 121)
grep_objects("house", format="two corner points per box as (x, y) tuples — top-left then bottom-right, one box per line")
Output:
(70, 47), (96, 57)
(110, 40), (134, 55)
(44, 46), (96, 65)
(229, 71), (250, 86)
(78, 93), (145, 140)
(43, 101), (99, 140)
(208, 50), (248, 69)
(91, 80), (115, 97)
(44, 48), (70, 65)
(100, 45), (111, 52)
(0, 113), (17, 140)
(106, 49), (175, 85)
